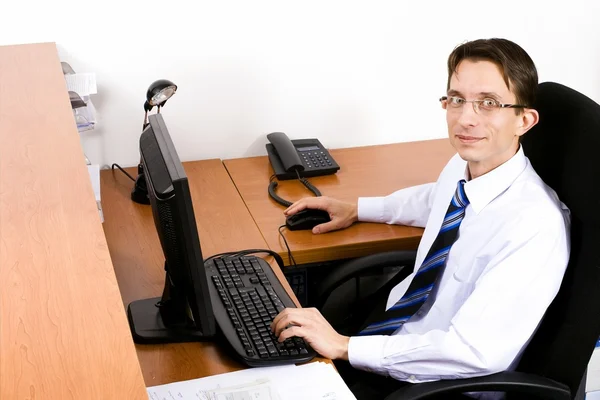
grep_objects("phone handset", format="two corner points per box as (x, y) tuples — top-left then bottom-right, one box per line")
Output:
(266, 132), (305, 175)
(266, 132), (321, 208)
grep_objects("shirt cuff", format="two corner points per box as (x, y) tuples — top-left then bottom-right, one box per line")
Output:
(357, 197), (386, 223)
(348, 336), (386, 375)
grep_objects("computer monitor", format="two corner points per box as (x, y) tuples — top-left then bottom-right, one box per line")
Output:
(127, 113), (216, 343)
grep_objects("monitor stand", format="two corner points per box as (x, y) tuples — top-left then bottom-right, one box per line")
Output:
(127, 272), (215, 344)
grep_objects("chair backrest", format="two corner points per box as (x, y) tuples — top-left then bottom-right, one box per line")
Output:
(517, 82), (600, 396)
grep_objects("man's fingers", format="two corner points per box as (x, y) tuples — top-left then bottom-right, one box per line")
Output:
(272, 314), (294, 337)
(284, 200), (307, 216)
(271, 309), (312, 336)
(285, 197), (329, 216)
(277, 325), (305, 342)
(271, 308), (294, 329)
(273, 314), (311, 337)
(312, 220), (338, 234)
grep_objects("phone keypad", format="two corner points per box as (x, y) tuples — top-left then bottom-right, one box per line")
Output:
(301, 151), (333, 169)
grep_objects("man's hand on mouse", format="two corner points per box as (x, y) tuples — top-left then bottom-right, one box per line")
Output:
(284, 196), (358, 234)
(270, 307), (350, 361)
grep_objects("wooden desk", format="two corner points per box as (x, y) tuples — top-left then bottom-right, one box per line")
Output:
(224, 139), (456, 265)
(0, 43), (147, 398)
(101, 160), (319, 386)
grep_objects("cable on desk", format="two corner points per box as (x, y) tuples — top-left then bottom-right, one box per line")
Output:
(278, 224), (296, 267)
(295, 169), (322, 197)
(268, 172), (322, 209)
(111, 163), (136, 182)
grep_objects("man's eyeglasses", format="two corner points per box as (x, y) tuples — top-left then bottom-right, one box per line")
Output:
(439, 96), (527, 115)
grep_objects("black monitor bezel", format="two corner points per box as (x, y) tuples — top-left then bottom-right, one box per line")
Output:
(127, 113), (215, 343)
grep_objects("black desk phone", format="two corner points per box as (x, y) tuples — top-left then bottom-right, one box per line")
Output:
(266, 132), (340, 180)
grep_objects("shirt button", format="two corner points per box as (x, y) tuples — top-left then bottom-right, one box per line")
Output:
(409, 375), (416, 381)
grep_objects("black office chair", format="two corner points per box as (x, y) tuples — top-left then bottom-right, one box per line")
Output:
(316, 82), (600, 399)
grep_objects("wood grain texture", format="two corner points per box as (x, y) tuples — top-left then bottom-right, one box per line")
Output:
(224, 139), (456, 265)
(100, 159), (322, 386)
(0, 43), (147, 399)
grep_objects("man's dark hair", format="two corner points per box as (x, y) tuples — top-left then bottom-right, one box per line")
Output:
(447, 38), (538, 110)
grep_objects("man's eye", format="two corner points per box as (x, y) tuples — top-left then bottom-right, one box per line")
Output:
(481, 99), (498, 108)
(450, 97), (465, 105)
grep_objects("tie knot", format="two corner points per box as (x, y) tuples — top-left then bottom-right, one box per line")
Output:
(453, 179), (470, 208)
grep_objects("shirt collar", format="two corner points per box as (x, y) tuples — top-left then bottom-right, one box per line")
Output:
(462, 145), (527, 215)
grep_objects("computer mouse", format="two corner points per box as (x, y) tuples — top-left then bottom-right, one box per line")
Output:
(285, 209), (331, 231)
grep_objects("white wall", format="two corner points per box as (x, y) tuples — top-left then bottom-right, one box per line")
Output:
(2, 0), (600, 167)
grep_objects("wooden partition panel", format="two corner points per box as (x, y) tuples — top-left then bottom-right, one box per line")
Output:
(0, 43), (147, 399)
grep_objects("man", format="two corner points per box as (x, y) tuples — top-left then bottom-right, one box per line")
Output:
(271, 38), (570, 399)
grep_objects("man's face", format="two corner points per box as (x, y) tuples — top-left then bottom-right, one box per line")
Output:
(446, 60), (525, 178)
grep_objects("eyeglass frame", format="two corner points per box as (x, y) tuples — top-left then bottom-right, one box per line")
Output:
(439, 95), (528, 114)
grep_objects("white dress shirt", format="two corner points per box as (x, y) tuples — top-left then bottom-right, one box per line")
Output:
(348, 146), (571, 387)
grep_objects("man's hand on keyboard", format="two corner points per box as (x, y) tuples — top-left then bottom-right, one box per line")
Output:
(271, 307), (350, 360)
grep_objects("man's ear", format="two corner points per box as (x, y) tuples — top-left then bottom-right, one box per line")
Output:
(516, 108), (539, 138)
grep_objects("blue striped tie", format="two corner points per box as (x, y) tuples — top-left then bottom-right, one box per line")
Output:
(358, 180), (470, 336)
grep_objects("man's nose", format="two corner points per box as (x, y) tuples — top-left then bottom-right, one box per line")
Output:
(457, 102), (479, 127)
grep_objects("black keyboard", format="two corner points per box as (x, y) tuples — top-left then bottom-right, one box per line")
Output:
(205, 255), (317, 367)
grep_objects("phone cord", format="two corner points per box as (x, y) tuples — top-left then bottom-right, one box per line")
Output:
(267, 174), (322, 208)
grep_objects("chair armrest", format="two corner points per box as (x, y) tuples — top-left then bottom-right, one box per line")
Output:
(315, 250), (416, 309)
(384, 371), (571, 400)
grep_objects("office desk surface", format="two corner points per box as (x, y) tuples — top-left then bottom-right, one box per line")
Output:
(224, 139), (456, 265)
(101, 159), (320, 386)
(0, 43), (147, 399)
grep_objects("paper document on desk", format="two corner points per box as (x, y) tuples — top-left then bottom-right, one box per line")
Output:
(210, 378), (279, 400)
(146, 362), (355, 400)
